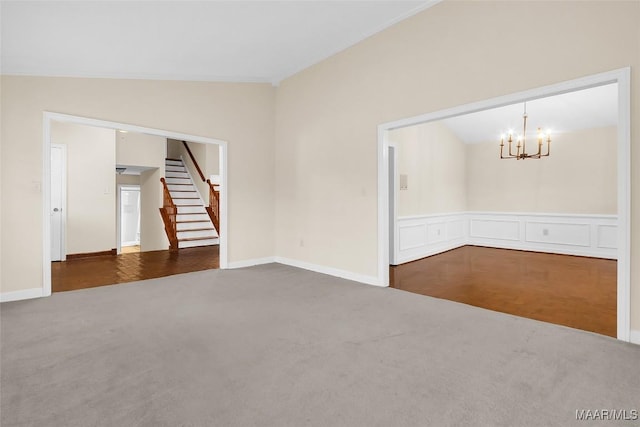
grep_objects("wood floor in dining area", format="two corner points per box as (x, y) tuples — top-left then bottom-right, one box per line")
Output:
(389, 246), (617, 337)
(52, 245), (219, 292)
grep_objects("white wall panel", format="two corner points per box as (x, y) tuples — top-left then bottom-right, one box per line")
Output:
(395, 213), (467, 264)
(525, 222), (591, 247)
(396, 212), (618, 265)
(598, 225), (617, 249)
(469, 219), (520, 241)
(398, 223), (427, 251)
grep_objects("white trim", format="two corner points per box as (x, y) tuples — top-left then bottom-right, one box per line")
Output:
(42, 112), (230, 297)
(377, 67), (631, 342)
(466, 211), (618, 220)
(629, 330), (640, 346)
(0, 288), (44, 303)
(227, 257), (275, 269)
(274, 257), (382, 287)
(615, 68), (631, 342)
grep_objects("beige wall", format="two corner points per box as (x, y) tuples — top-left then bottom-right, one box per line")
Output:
(274, 2), (639, 327)
(116, 174), (140, 186)
(467, 126), (617, 214)
(139, 168), (168, 252)
(117, 131), (167, 251)
(50, 121), (116, 255)
(0, 77), (275, 293)
(393, 124), (616, 218)
(206, 143), (220, 177)
(391, 121), (467, 216)
(117, 131), (166, 168)
(166, 138), (181, 159)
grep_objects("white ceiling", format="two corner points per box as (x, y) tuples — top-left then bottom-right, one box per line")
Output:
(0, 1), (436, 84)
(441, 84), (618, 144)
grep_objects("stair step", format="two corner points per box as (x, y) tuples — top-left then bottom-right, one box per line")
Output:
(177, 229), (218, 239)
(165, 177), (191, 185)
(176, 221), (212, 231)
(178, 237), (219, 249)
(176, 206), (206, 214)
(166, 166), (186, 172)
(168, 185), (196, 192)
(165, 160), (183, 166)
(166, 171), (189, 179)
(173, 199), (200, 206)
(176, 213), (209, 221)
(170, 191), (199, 199)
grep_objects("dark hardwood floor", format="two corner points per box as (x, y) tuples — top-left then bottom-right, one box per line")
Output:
(390, 246), (617, 337)
(52, 245), (219, 292)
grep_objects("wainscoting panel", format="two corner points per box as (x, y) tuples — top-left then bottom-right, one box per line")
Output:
(396, 212), (618, 265)
(467, 212), (617, 260)
(597, 225), (617, 249)
(525, 221), (591, 247)
(395, 213), (467, 265)
(469, 218), (520, 241)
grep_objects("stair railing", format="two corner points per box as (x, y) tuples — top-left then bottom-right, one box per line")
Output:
(181, 140), (220, 235)
(206, 179), (220, 234)
(182, 141), (206, 182)
(159, 177), (178, 251)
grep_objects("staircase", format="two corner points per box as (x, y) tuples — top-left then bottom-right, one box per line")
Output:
(163, 158), (219, 249)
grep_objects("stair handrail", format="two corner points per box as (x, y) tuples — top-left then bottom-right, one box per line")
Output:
(182, 141), (206, 182)
(206, 179), (220, 234)
(159, 177), (178, 251)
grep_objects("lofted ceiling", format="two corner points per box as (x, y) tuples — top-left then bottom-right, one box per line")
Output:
(441, 84), (618, 144)
(0, 0), (437, 84)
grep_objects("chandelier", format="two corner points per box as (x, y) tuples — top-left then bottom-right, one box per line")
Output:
(500, 102), (551, 160)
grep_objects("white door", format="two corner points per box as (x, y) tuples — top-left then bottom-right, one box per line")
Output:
(51, 145), (66, 261)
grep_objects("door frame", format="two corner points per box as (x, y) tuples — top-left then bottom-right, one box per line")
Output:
(376, 67), (631, 342)
(42, 112), (229, 296)
(50, 143), (67, 262)
(116, 184), (141, 254)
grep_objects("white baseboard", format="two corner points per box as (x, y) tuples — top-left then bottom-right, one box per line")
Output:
(226, 257), (275, 269)
(629, 330), (640, 345)
(0, 287), (44, 303)
(274, 256), (383, 287)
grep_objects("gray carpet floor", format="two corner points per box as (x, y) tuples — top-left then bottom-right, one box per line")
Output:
(1, 263), (639, 427)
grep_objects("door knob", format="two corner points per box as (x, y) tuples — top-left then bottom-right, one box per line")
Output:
(53, 208), (59, 212)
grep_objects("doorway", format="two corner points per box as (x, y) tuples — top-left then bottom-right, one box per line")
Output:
(42, 113), (229, 296)
(118, 185), (141, 254)
(377, 68), (631, 341)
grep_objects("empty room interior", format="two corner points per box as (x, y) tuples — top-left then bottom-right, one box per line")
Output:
(388, 84), (619, 337)
(1, 1), (639, 426)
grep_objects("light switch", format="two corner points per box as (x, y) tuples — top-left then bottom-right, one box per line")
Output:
(399, 174), (408, 190)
